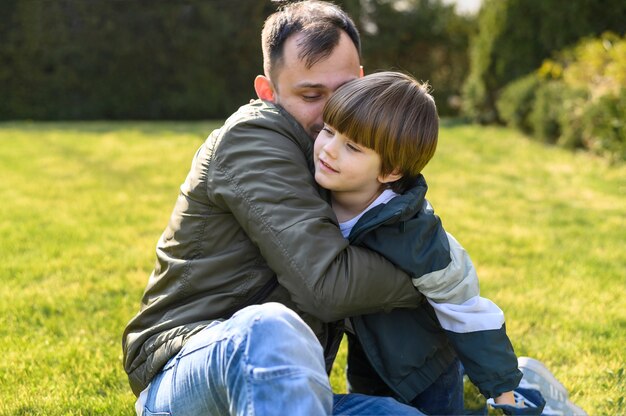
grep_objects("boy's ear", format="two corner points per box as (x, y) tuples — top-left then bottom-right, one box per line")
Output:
(254, 75), (275, 102)
(378, 169), (403, 184)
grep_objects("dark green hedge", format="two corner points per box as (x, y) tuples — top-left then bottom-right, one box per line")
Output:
(0, 1), (275, 120)
(0, 0), (473, 120)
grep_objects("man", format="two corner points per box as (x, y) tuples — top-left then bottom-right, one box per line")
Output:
(123, 1), (424, 415)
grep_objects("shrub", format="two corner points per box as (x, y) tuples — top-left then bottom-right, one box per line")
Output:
(462, 0), (626, 123)
(496, 73), (541, 134)
(498, 32), (626, 161)
(580, 88), (626, 162)
(529, 81), (564, 144)
(462, 75), (495, 124)
(557, 88), (589, 150)
(550, 33), (625, 159)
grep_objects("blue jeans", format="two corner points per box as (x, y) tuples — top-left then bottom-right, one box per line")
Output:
(347, 331), (464, 415)
(141, 303), (424, 415)
(410, 358), (464, 415)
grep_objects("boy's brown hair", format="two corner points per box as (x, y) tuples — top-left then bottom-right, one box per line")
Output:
(323, 71), (439, 193)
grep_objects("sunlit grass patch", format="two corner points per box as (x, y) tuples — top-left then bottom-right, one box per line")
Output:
(1, 121), (623, 414)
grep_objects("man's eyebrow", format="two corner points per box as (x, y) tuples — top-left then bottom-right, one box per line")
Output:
(294, 82), (327, 89)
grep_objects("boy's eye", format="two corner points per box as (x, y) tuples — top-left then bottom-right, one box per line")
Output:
(347, 143), (361, 152)
(322, 126), (334, 135)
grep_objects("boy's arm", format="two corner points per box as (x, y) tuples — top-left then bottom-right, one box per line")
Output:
(428, 295), (522, 397)
(358, 198), (522, 398)
(416, 231), (522, 398)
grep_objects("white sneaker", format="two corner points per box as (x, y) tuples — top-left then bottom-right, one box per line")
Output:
(518, 357), (587, 416)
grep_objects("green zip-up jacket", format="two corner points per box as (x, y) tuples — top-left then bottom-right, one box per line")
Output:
(122, 100), (423, 396)
(349, 176), (523, 402)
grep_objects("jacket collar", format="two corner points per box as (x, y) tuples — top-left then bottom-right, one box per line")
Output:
(349, 175), (429, 243)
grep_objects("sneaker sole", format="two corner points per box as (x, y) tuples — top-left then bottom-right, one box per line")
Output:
(517, 357), (587, 416)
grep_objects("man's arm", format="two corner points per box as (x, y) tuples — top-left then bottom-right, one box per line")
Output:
(208, 115), (421, 322)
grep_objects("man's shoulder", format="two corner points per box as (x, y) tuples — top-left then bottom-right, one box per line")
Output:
(230, 99), (280, 121)
(224, 100), (302, 138)
(209, 99), (312, 161)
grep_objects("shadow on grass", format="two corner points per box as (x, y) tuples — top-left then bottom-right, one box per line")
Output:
(5, 117), (474, 134)
(0, 120), (220, 138)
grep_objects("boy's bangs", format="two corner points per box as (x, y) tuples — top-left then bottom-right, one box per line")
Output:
(323, 89), (379, 149)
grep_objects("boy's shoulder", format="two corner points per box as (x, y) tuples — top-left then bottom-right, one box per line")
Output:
(384, 175), (431, 220)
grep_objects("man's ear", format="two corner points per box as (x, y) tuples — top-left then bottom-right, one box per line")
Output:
(378, 169), (403, 184)
(254, 75), (275, 102)
(359, 65), (364, 78)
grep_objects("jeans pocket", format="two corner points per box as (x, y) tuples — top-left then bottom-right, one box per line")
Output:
(249, 365), (332, 394)
(143, 408), (171, 416)
(250, 364), (303, 381)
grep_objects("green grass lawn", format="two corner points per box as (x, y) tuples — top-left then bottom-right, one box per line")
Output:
(0, 121), (624, 415)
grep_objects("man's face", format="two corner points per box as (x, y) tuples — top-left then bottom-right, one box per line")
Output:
(271, 32), (361, 139)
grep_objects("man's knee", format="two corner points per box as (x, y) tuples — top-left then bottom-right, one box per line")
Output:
(236, 303), (314, 340)
(239, 302), (298, 320)
(232, 302), (298, 326)
(234, 303), (324, 366)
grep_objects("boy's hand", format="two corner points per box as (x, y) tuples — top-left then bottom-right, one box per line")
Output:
(488, 387), (546, 415)
(495, 391), (516, 406)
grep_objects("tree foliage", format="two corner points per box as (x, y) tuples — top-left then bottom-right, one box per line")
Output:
(462, 0), (626, 123)
(341, 0), (474, 115)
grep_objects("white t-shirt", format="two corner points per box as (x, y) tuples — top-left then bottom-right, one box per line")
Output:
(339, 189), (399, 238)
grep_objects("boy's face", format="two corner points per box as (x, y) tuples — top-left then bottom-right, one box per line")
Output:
(314, 124), (385, 198)
(270, 32), (361, 139)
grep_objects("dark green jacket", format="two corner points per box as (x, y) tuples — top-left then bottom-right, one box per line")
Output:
(122, 100), (423, 396)
(350, 177), (522, 401)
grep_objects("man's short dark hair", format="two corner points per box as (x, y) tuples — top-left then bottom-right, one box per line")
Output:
(262, 1), (361, 82)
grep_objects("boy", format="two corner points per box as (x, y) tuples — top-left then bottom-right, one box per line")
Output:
(314, 71), (544, 415)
